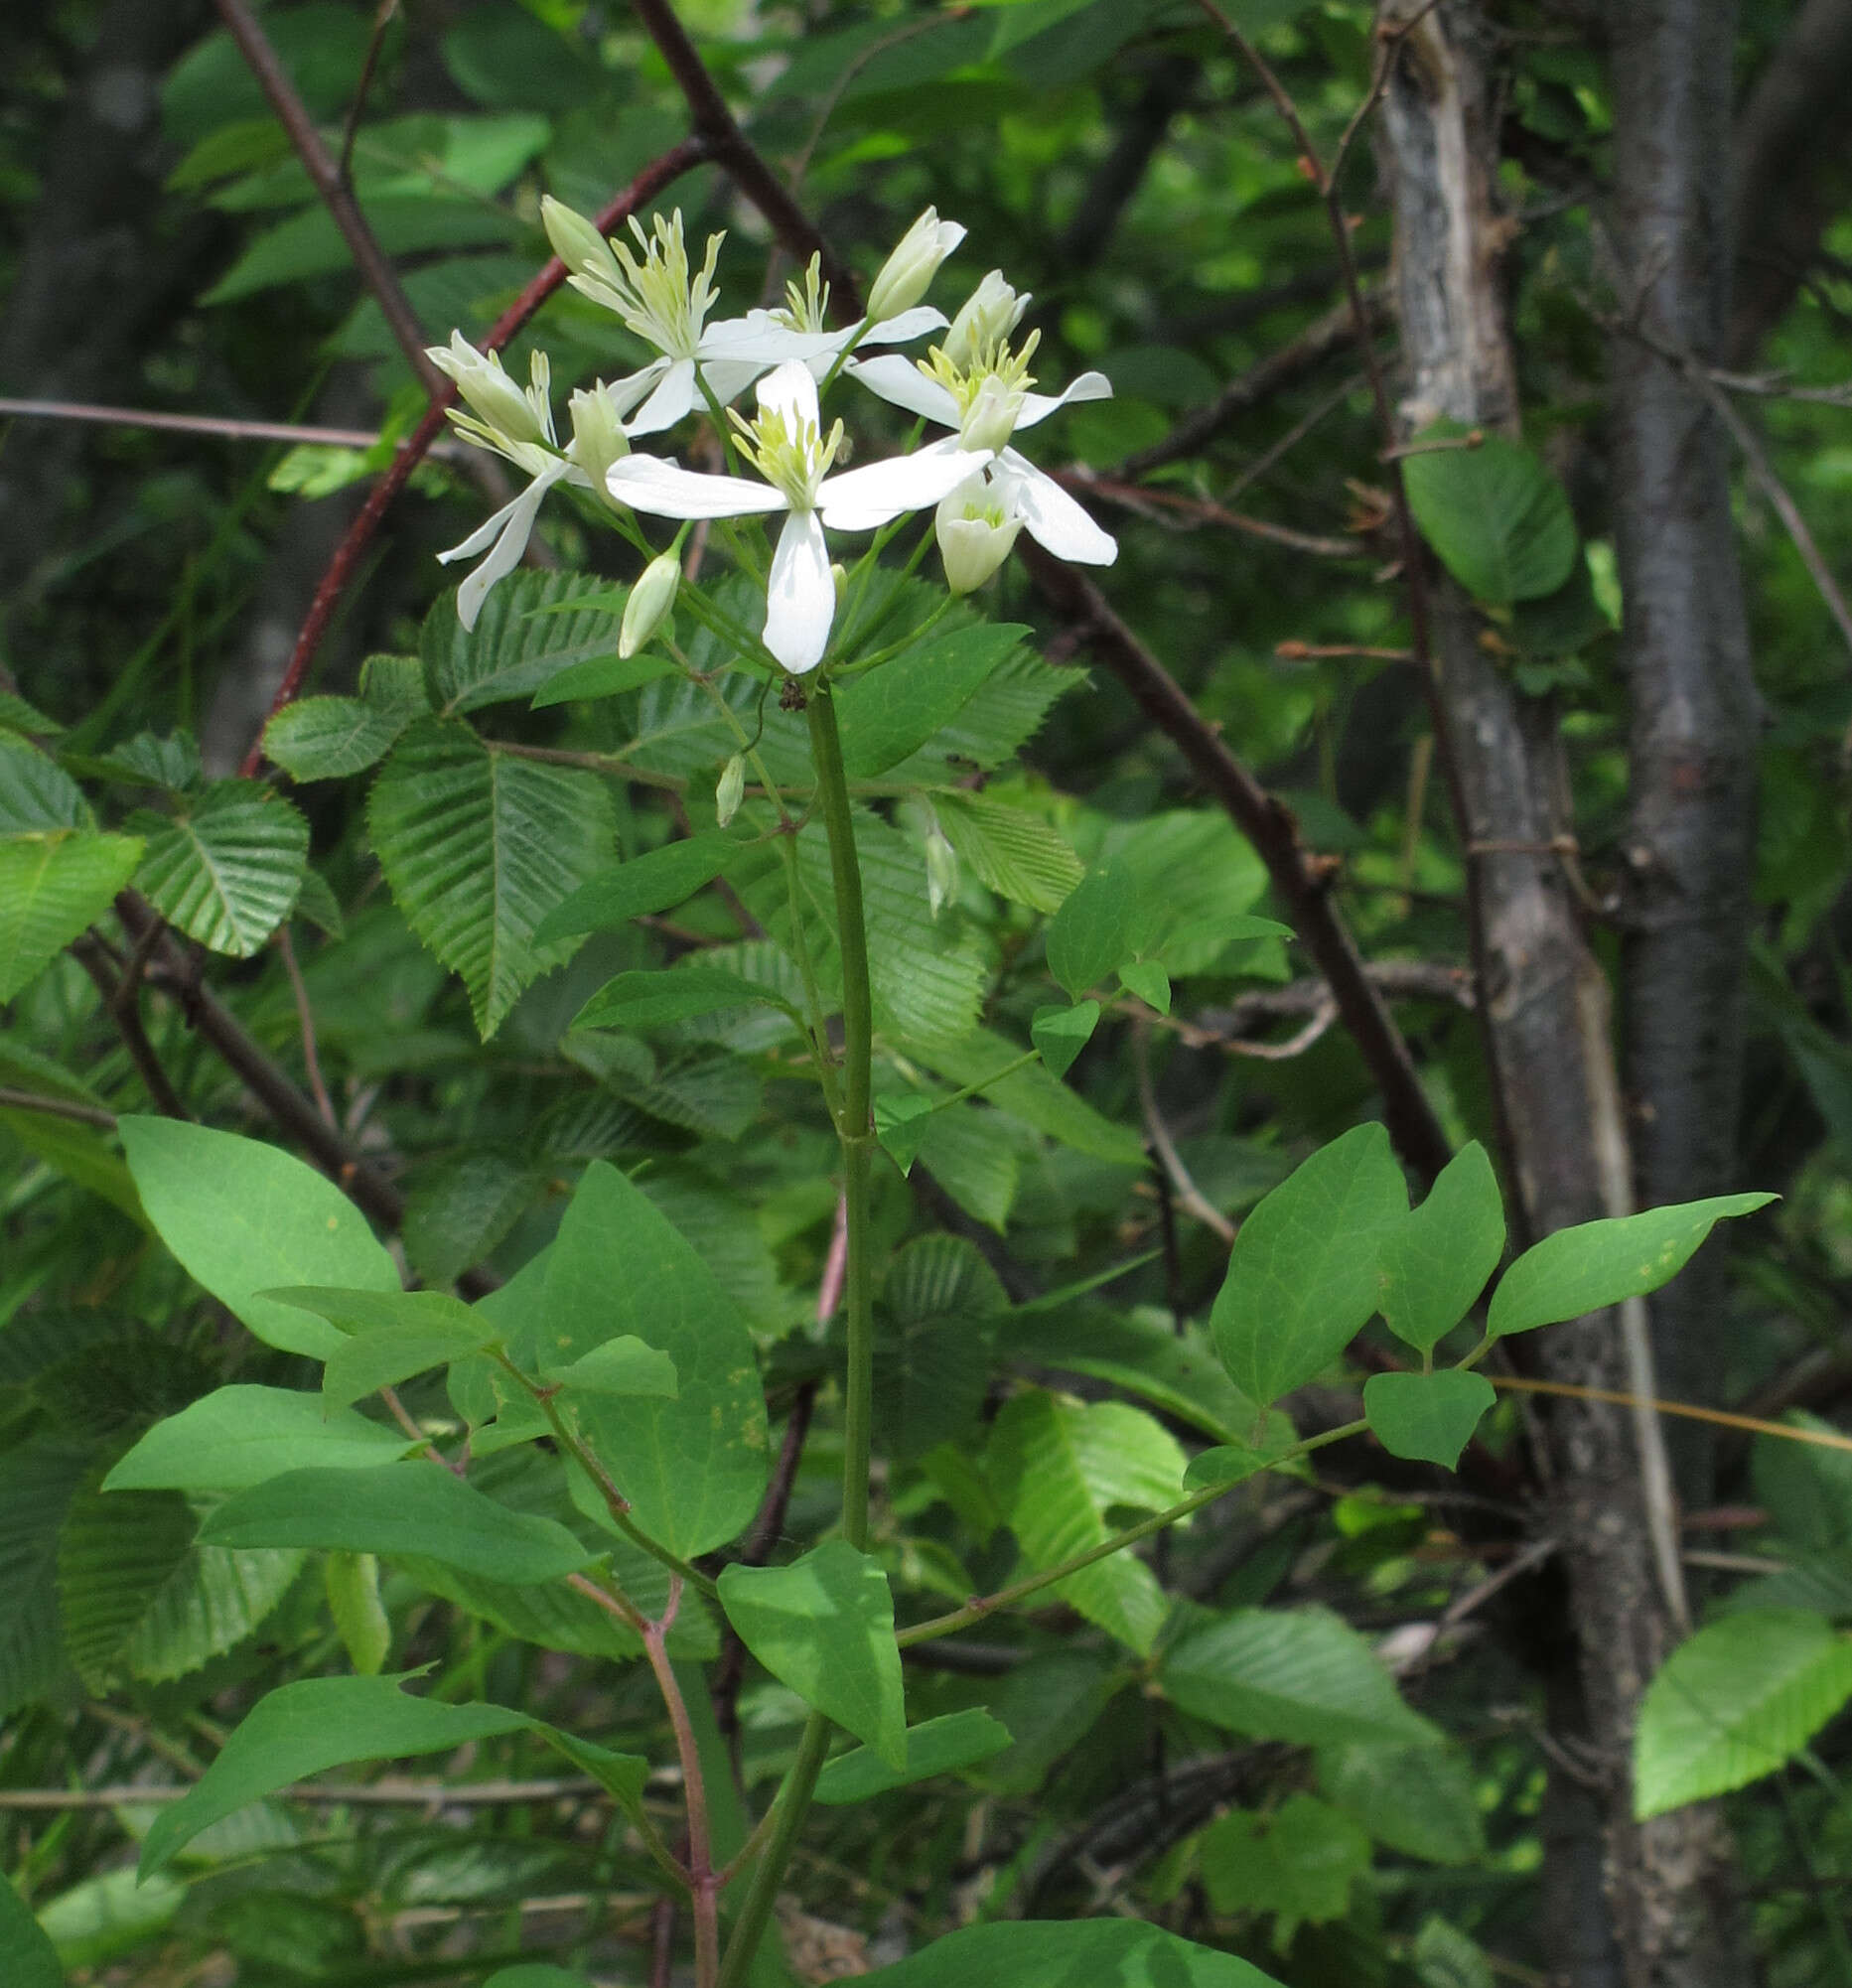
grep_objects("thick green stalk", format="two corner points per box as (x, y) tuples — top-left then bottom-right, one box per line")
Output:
(805, 683), (876, 1550)
(714, 1713), (831, 1988)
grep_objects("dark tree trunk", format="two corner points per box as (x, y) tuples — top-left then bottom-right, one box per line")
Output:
(1611, 0), (1760, 1504)
(1375, 5), (1751, 1983)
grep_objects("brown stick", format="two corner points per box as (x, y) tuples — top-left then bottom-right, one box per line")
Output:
(0, 1087), (119, 1131)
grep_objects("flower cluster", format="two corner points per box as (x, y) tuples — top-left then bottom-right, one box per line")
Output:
(430, 204), (1116, 670)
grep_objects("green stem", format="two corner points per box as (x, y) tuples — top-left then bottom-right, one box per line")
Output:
(778, 835), (846, 1129)
(806, 683), (876, 1550)
(715, 1713), (832, 1988)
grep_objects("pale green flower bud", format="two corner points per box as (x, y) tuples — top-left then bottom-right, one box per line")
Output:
(866, 208), (966, 324)
(831, 563), (849, 608)
(935, 476), (1021, 595)
(566, 382), (631, 490)
(959, 375), (1026, 455)
(541, 195), (623, 287)
(942, 270), (1029, 372)
(621, 552), (681, 658)
(925, 825), (959, 920)
(715, 753), (746, 828)
(427, 332), (549, 447)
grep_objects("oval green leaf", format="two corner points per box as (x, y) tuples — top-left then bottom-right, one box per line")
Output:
(1362, 1369), (1496, 1468)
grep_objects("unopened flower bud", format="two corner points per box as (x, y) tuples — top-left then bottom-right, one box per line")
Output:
(621, 551), (681, 658)
(866, 208), (966, 324)
(426, 331), (548, 446)
(541, 195), (623, 287)
(942, 270), (1029, 372)
(935, 476), (1021, 595)
(567, 381), (631, 490)
(959, 375), (1025, 455)
(831, 563), (849, 608)
(925, 825), (959, 920)
(715, 753), (746, 828)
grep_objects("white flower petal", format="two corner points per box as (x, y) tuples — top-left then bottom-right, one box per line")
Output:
(702, 318), (843, 365)
(765, 509), (834, 674)
(755, 359), (821, 432)
(443, 462), (569, 630)
(855, 306), (947, 349)
(1014, 368), (1115, 431)
(627, 358), (699, 436)
(696, 356), (780, 409)
(845, 355), (960, 429)
(608, 455), (787, 521)
(997, 451), (1117, 565)
(818, 439), (990, 531)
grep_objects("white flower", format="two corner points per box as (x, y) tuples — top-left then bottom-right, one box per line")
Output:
(606, 361), (989, 673)
(546, 205), (831, 437)
(935, 474), (1021, 595)
(849, 332), (1117, 567)
(941, 271), (1029, 373)
(866, 209), (966, 324)
(732, 253), (947, 382)
(564, 378), (642, 490)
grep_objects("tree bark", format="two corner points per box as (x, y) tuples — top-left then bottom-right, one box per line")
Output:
(1611, 0), (1761, 1504)
(1375, 5), (1750, 1983)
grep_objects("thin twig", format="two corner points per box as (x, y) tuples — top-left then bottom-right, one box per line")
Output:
(1131, 1018), (1234, 1243)
(338, 0), (397, 187)
(73, 935), (188, 1120)
(0, 1777), (602, 1811)
(1071, 475), (1361, 558)
(0, 398), (466, 457)
(0, 1087), (117, 1130)
(276, 925), (335, 1129)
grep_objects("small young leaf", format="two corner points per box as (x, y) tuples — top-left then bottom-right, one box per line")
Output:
(1634, 1608), (1852, 1817)
(1030, 1000), (1099, 1078)
(1211, 1124), (1408, 1406)
(1377, 1141), (1504, 1351)
(1197, 1793), (1370, 1941)
(135, 781), (309, 956)
(263, 695), (416, 781)
(1488, 1193), (1776, 1339)
(314, 1312), (498, 1409)
(931, 789), (1082, 914)
(1118, 959), (1171, 1014)
(1362, 1370), (1496, 1468)
(813, 1709), (1014, 1803)
(534, 834), (742, 942)
(0, 832), (144, 1001)
(572, 966), (782, 1032)
(199, 1464), (596, 1584)
(719, 1540), (908, 1768)
(121, 1120), (400, 1360)
(1044, 857), (1148, 999)
(1401, 426), (1578, 605)
(1182, 1432), (1297, 1492)
(541, 1336), (678, 1399)
(104, 1386), (410, 1492)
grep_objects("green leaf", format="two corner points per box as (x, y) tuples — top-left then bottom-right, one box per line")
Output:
(836, 624), (1029, 777)
(203, 196), (519, 305)
(135, 781), (309, 956)
(1634, 1609), (1852, 1817)
(813, 1709), (1014, 1803)
(533, 833), (743, 942)
(1411, 1916), (1496, 1988)
(368, 719), (616, 1039)
(0, 733), (89, 830)
(1211, 1125), (1408, 1406)
(987, 1390), (1185, 1654)
(486, 1971), (592, 1988)
(1362, 1370), (1496, 1468)
(1318, 1740), (1485, 1864)
(874, 1092), (936, 1175)
(573, 966), (785, 1032)
(542, 1336), (678, 1399)
(530, 1162), (767, 1557)
(1377, 1141), (1504, 1351)
(913, 1100), (1020, 1229)
(263, 695), (417, 781)
(423, 571), (628, 714)
(104, 1386), (411, 1491)
(137, 1672), (571, 1875)
(120, 1119), (400, 1359)
(85, 728), (201, 792)
(933, 790), (1081, 914)
(4, 1866), (70, 1982)
(875, 1234), (1008, 1461)
(0, 832), (144, 1000)
(404, 1149), (539, 1284)
(860, 1920), (1282, 1987)
(326, 1551), (391, 1673)
(0, 690), (63, 737)
(1197, 1794), (1370, 1943)
(1183, 1433), (1298, 1491)
(0, 1439), (91, 1718)
(123, 1536), (307, 1683)
(925, 1027), (1144, 1166)
(1161, 1607), (1440, 1747)
(311, 1304), (498, 1409)
(199, 1463), (596, 1584)
(1488, 1193), (1776, 1339)
(719, 1539), (907, 1768)
(529, 647), (678, 707)
(1045, 854), (1147, 999)
(1031, 1000), (1098, 1078)
(58, 1481), (196, 1686)
(1119, 959), (1171, 1014)
(1401, 426), (1578, 605)
(1754, 1411), (1852, 1551)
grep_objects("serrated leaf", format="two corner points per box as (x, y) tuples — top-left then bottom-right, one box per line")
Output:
(987, 1390), (1185, 1654)
(1031, 1000), (1098, 1077)
(58, 1479), (196, 1686)
(0, 734), (89, 830)
(201, 1463), (596, 1583)
(368, 719), (616, 1038)
(135, 781), (309, 955)
(1320, 1740), (1484, 1863)
(264, 695), (416, 780)
(1197, 1794), (1369, 1942)
(1411, 1916), (1495, 1988)
(859, 1920), (1278, 1987)
(0, 1439), (91, 1718)
(814, 1708), (1014, 1803)
(572, 966), (787, 1032)
(1162, 1606), (1440, 1748)
(124, 1537), (307, 1683)
(1, 1864), (69, 1987)
(1634, 1609), (1852, 1816)
(534, 833), (744, 942)
(931, 790), (1081, 915)
(87, 729), (201, 791)
(291, 865), (344, 936)
(880, 647), (1078, 783)
(719, 1540), (907, 1768)
(1488, 1193), (1777, 1338)
(1362, 1370), (1495, 1468)
(105, 1386), (411, 1491)
(120, 1119), (399, 1359)
(1402, 426), (1578, 605)
(875, 1234), (1007, 1461)
(835, 624), (1029, 777)
(1377, 1141), (1504, 1351)
(914, 1100), (1020, 1229)
(423, 571), (628, 714)
(1211, 1125), (1408, 1406)
(0, 832), (144, 1000)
